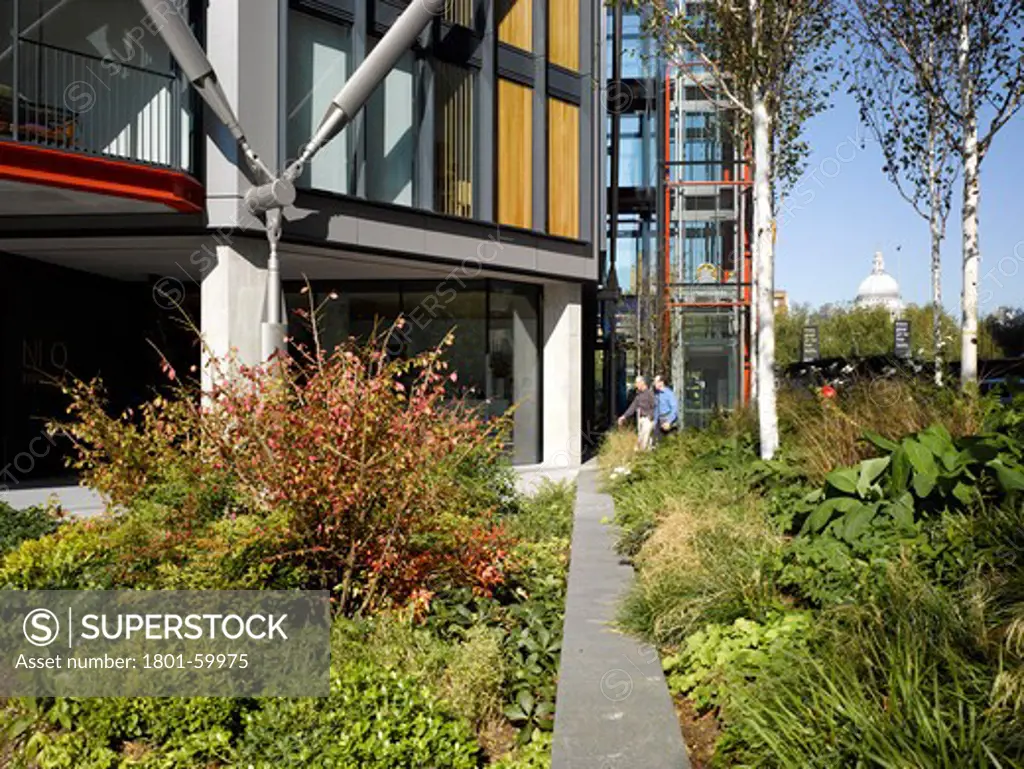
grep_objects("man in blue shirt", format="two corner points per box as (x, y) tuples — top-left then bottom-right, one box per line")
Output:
(653, 375), (679, 442)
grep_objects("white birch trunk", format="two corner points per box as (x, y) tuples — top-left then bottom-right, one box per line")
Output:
(750, 232), (759, 404)
(752, 90), (778, 459)
(927, 109), (944, 387)
(930, 197), (944, 387)
(958, 3), (980, 389)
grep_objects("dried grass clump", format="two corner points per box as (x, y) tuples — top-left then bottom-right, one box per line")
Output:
(779, 378), (985, 480)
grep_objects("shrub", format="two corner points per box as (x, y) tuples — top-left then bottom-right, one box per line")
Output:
(662, 611), (813, 712)
(10, 696), (251, 769)
(50, 318), (516, 614)
(0, 502), (62, 555)
(232, 660), (480, 769)
(505, 480), (574, 543)
(442, 625), (507, 729)
(0, 521), (120, 590)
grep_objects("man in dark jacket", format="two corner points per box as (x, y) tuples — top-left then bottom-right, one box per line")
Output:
(618, 375), (656, 451)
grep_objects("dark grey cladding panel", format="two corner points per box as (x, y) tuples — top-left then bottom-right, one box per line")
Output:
(497, 43), (534, 87)
(433, 22), (484, 68)
(547, 64), (581, 105)
(283, 191), (595, 279)
(294, 0), (355, 23)
(371, 0), (405, 31)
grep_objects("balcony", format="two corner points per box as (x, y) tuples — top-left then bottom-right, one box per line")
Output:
(3, 39), (190, 168)
(0, 1), (202, 217)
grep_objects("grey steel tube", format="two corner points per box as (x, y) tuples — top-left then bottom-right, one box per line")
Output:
(136, 0), (271, 179)
(287, 0), (446, 178)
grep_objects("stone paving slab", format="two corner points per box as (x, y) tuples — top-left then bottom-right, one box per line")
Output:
(0, 483), (106, 517)
(552, 461), (690, 769)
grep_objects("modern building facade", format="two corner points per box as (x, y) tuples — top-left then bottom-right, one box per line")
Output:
(604, 5), (751, 429)
(0, 0), (603, 483)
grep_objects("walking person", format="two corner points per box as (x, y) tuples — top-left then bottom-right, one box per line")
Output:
(653, 375), (679, 443)
(618, 375), (656, 451)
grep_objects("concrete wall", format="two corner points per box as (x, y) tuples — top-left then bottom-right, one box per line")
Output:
(205, 0), (282, 229)
(199, 238), (268, 387)
(542, 282), (583, 467)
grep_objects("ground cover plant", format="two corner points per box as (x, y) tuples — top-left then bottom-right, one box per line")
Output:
(603, 378), (1024, 767)
(0, 312), (575, 769)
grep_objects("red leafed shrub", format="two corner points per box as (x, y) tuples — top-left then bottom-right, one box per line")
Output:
(52, 308), (516, 615)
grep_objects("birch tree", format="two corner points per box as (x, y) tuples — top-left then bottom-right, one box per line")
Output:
(631, 0), (834, 458)
(843, 7), (959, 385)
(860, 0), (1024, 389)
(951, 0), (1024, 388)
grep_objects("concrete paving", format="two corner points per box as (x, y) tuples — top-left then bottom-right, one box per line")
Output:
(0, 480), (107, 517)
(514, 463), (581, 497)
(0, 461), (579, 517)
(552, 461), (690, 769)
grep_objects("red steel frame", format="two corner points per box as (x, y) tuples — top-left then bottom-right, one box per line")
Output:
(660, 65), (754, 406)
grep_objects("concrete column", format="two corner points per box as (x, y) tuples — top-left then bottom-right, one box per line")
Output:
(205, 0), (282, 229)
(542, 282), (583, 467)
(200, 238), (268, 388)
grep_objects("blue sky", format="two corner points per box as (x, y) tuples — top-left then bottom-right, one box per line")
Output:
(776, 91), (1024, 317)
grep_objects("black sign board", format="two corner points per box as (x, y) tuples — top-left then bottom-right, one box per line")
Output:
(802, 326), (820, 363)
(894, 319), (911, 359)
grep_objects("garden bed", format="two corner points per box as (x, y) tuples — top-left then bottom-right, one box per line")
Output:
(603, 380), (1024, 766)
(0, 321), (574, 768)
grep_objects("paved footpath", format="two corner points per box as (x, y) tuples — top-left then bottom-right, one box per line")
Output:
(552, 461), (690, 769)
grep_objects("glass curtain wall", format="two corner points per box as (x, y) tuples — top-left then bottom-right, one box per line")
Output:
(284, 281), (541, 464)
(433, 60), (474, 218)
(287, 8), (353, 194)
(366, 45), (417, 206)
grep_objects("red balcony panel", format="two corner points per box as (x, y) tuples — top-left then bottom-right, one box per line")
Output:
(0, 142), (204, 215)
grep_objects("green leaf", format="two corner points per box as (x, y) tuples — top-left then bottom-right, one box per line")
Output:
(912, 469), (936, 498)
(888, 492), (915, 530)
(862, 429), (899, 453)
(800, 497), (863, 535)
(988, 460), (1024, 492)
(918, 424), (954, 456)
(940, 449), (961, 471)
(890, 447), (911, 495)
(904, 438), (937, 477)
(517, 689), (536, 715)
(503, 705), (528, 722)
(841, 503), (878, 543)
(825, 467), (859, 495)
(952, 482), (974, 505)
(857, 456), (891, 496)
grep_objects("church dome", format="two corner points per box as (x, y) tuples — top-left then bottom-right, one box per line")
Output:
(856, 251), (902, 314)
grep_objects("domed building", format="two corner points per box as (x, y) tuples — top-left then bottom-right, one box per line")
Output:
(855, 251), (902, 317)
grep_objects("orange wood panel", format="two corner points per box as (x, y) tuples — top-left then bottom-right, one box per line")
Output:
(549, 0), (579, 71)
(498, 0), (532, 50)
(548, 98), (579, 238)
(498, 79), (533, 229)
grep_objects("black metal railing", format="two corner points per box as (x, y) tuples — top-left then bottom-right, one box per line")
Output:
(1, 38), (191, 171)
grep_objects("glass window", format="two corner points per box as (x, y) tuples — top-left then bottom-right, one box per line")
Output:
(433, 60), (475, 218)
(366, 46), (417, 206)
(287, 10), (352, 194)
(284, 281), (541, 464)
(488, 283), (540, 465)
(402, 287), (487, 403)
